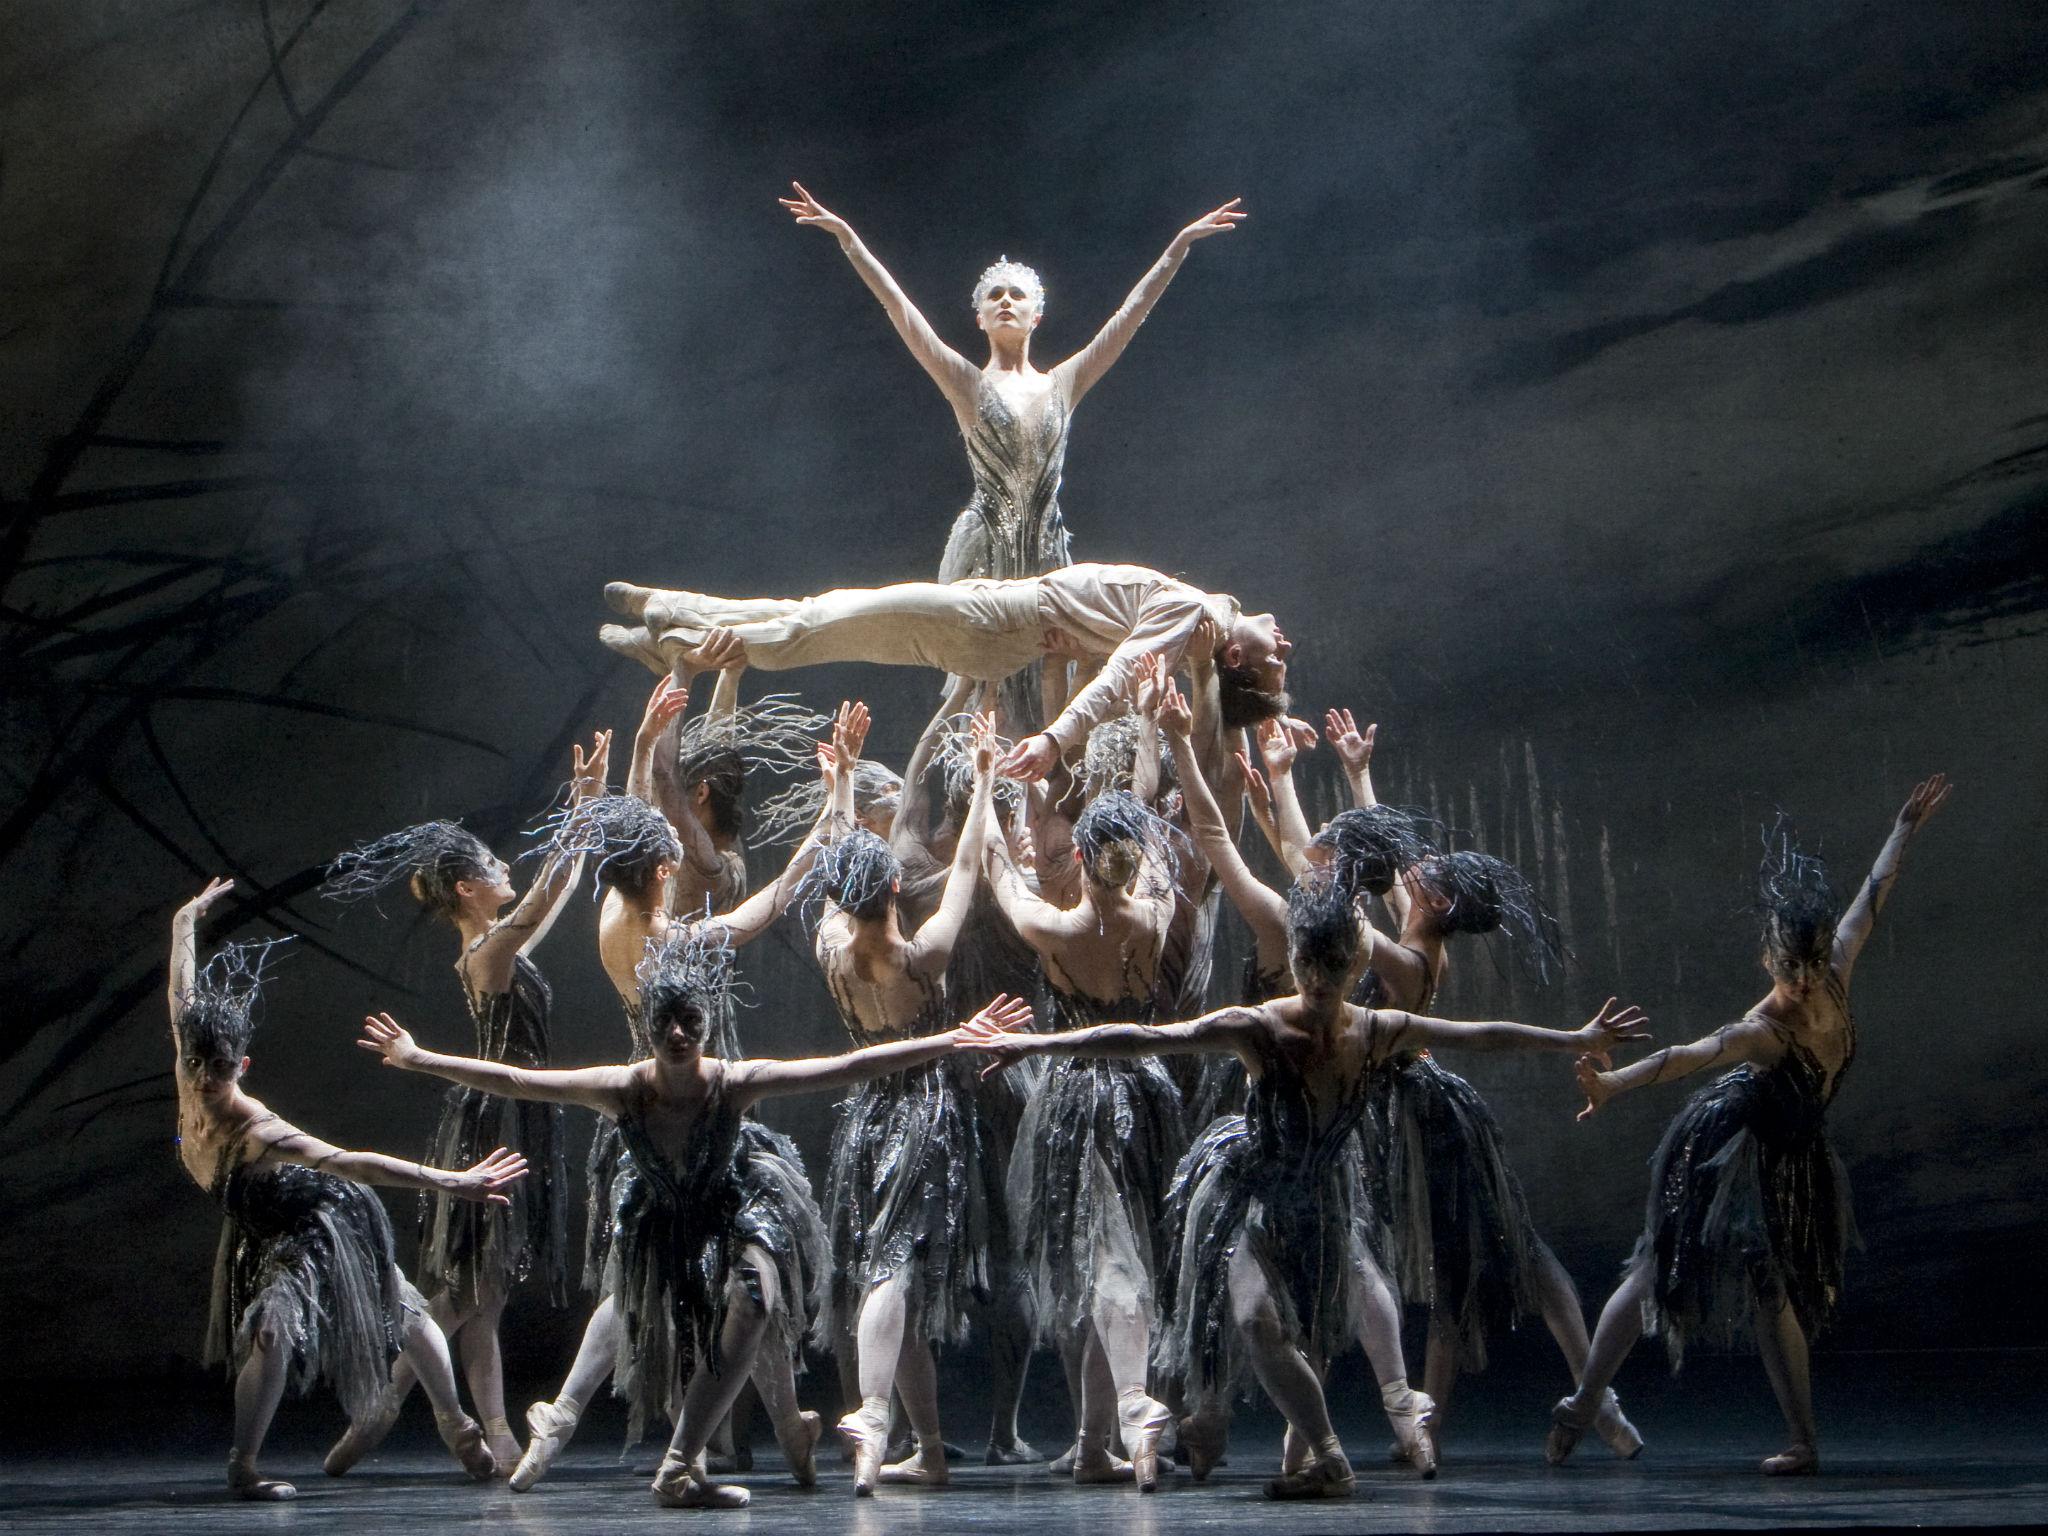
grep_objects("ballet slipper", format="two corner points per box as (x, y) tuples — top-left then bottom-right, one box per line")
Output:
(651, 1449), (750, 1508)
(1762, 1443), (1819, 1476)
(435, 1409), (497, 1481)
(1177, 1413), (1227, 1482)
(1047, 1438), (1079, 1476)
(879, 1438), (950, 1486)
(323, 1383), (403, 1476)
(1382, 1382), (1437, 1480)
(510, 1397), (581, 1493)
(1546, 1394), (1594, 1467)
(1594, 1390), (1644, 1460)
(228, 1453), (297, 1501)
(984, 1435), (1043, 1465)
(775, 1409), (823, 1487)
(1071, 1431), (1137, 1484)
(1116, 1389), (1173, 1493)
(838, 1395), (891, 1497)
(1264, 1442), (1356, 1501)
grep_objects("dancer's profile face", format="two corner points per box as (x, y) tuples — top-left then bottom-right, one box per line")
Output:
(457, 854), (515, 913)
(1227, 612), (1291, 689)
(976, 281), (1042, 336)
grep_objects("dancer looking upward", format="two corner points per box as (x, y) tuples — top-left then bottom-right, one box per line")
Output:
(962, 875), (1651, 1499)
(357, 949), (1031, 1509)
(320, 731), (610, 1473)
(1552, 776), (1950, 1477)
(167, 879), (526, 1500)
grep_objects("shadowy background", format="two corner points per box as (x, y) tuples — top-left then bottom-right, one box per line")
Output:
(3, 0), (2044, 1431)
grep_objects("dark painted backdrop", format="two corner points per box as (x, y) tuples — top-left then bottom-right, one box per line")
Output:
(4, 1), (2044, 1383)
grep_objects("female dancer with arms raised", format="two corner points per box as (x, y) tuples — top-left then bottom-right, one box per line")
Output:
(1552, 775), (1949, 1476)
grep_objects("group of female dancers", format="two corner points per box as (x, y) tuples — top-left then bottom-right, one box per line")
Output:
(167, 187), (1952, 1505)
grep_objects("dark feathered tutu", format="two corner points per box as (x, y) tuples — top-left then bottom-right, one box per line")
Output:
(205, 1162), (413, 1424)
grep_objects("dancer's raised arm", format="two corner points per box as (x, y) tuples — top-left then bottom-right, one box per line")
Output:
(168, 877), (236, 1039)
(710, 704), (861, 946)
(1832, 773), (1949, 980)
(782, 182), (979, 411)
(1324, 708), (1379, 810)
(1160, 682), (1286, 951)
(1057, 200), (1246, 405)
(732, 994), (1032, 1109)
(466, 731), (610, 983)
(1253, 716), (1317, 876)
(627, 676), (691, 803)
(359, 1012), (638, 1118)
(905, 714), (1000, 971)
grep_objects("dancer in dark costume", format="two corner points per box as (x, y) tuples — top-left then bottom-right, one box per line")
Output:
(804, 712), (1008, 1493)
(357, 939), (1031, 1509)
(982, 789), (1188, 1488)
(167, 879), (527, 1499)
(1551, 775), (1950, 1476)
(779, 182), (1245, 728)
(319, 731), (610, 1473)
(510, 687), (844, 1492)
(963, 876), (1651, 1499)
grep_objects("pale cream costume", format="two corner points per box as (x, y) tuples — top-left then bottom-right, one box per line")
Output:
(600, 562), (1238, 756)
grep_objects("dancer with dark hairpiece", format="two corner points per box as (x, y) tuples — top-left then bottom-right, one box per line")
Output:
(962, 875), (1651, 1500)
(981, 786), (1189, 1489)
(779, 182), (1245, 727)
(802, 711), (1010, 1493)
(1551, 775), (1950, 1477)
(357, 943), (1031, 1509)
(167, 879), (528, 1500)
(509, 687), (845, 1492)
(319, 731), (609, 1474)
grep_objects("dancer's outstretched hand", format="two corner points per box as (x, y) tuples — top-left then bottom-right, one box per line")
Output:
(178, 876), (236, 923)
(1897, 773), (1951, 832)
(1000, 732), (1060, 783)
(970, 711), (1001, 776)
(1173, 198), (1246, 250)
(1324, 709), (1376, 775)
(571, 730), (613, 799)
(639, 676), (690, 738)
(1575, 998), (1651, 1056)
(1235, 751), (1273, 820)
(682, 627), (747, 675)
(1158, 680), (1193, 739)
(831, 700), (870, 773)
(1574, 1054), (1616, 1122)
(956, 993), (1038, 1076)
(452, 1148), (530, 1206)
(780, 181), (854, 242)
(358, 1012), (427, 1071)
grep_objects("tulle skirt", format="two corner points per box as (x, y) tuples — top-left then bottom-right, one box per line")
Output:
(1009, 1055), (1187, 1347)
(1628, 1065), (1854, 1366)
(205, 1166), (415, 1424)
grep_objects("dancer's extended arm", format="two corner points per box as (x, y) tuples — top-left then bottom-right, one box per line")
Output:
(1832, 773), (1950, 981)
(781, 182), (980, 411)
(1574, 1015), (1779, 1120)
(1254, 717), (1317, 877)
(732, 994), (1034, 1108)
(1058, 200), (1247, 404)
(167, 877), (237, 1041)
(959, 1001), (1264, 1074)
(1159, 682), (1286, 953)
(908, 715), (999, 973)
(246, 1110), (528, 1204)
(466, 732), (610, 983)
(1379, 996), (1651, 1063)
(358, 1012), (636, 1117)
(1324, 707), (1411, 928)
(712, 705), (860, 946)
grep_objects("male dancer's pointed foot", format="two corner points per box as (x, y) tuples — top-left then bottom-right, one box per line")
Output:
(323, 1386), (403, 1476)
(1177, 1413), (1227, 1482)
(1382, 1383), (1437, 1479)
(228, 1453), (297, 1501)
(604, 581), (654, 618)
(510, 1397), (581, 1492)
(1594, 1390), (1644, 1459)
(435, 1410), (498, 1481)
(1762, 1443), (1818, 1476)
(1117, 1390), (1173, 1493)
(985, 1435), (1043, 1465)
(839, 1395), (891, 1496)
(879, 1438), (950, 1487)
(598, 623), (672, 677)
(1264, 1443), (1356, 1501)
(652, 1450), (751, 1508)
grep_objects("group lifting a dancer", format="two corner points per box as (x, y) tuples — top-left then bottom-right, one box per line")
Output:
(166, 183), (1953, 1506)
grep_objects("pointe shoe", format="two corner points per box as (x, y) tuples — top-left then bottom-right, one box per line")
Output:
(1117, 1390), (1173, 1493)
(1177, 1414), (1227, 1482)
(436, 1410), (498, 1481)
(1546, 1395), (1594, 1467)
(1072, 1433), (1137, 1484)
(652, 1450), (751, 1508)
(482, 1416), (521, 1478)
(838, 1396), (891, 1497)
(1264, 1445), (1356, 1501)
(1280, 1422), (1313, 1475)
(778, 1409), (823, 1488)
(985, 1436), (1043, 1465)
(510, 1398), (581, 1493)
(879, 1439), (950, 1487)
(1594, 1390), (1644, 1460)
(1762, 1443), (1819, 1476)
(604, 581), (654, 617)
(323, 1385), (403, 1475)
(228, 1455), (297, 1501)
(1382, 1384), (1438, 1480)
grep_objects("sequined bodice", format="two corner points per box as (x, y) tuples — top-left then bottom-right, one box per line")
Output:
(614, 1075), (746, 1215)
(466, 953), (552, 1065)
(1242, 1031), (1375, 1188)
(955, 373), (1072, 579)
